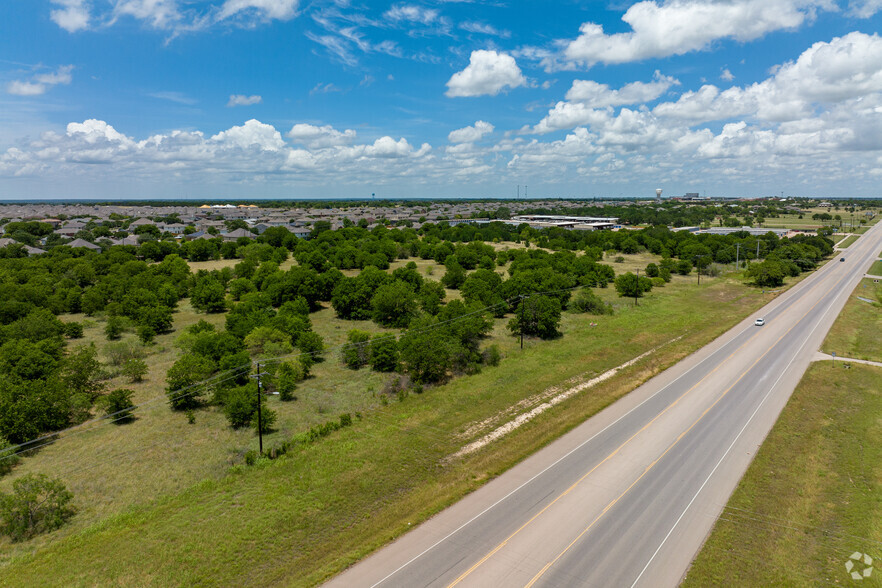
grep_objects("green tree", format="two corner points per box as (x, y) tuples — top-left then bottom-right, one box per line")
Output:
(0, 436), (20, 477)
(507, 295), (562, 339)
(222, 384), (256, 429)
(614, 272), (653, 298)
(103, 388), (135, 423)
(399, 318), (454, 383)
(191, 276), (226, 313)
(0, 474), (75, 542)
(276, 361), (299, 401)
(371, 282), (418, 328)
(297, 331), (324, 357)
(570, 288), (613, 315)
(369, 335), (399, 372)
(121, 358), (148, 383)
(104, 316), (124, 340)
(441, 257), (467, 289)
(62, 344), (107, 402)
(747, 260), (786, 287)
(341, 330), (371, 369)
(166, 354), (215, 410)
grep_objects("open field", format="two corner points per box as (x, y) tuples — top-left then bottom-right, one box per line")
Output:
(869, 260), (882, 275)
(831, 233), (849, 244)
(0, 263), (791, 585)
(682, 361), (882, 587)
(820, 278), (882, 362)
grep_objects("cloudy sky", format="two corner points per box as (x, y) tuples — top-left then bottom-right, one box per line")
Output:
(2, 0), (882, 200)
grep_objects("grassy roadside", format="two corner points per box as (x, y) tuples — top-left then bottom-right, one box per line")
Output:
(869, 259), (882, 275)
(821, 278), (882, 363)
(682, 363), (881, 586)
(684, 267), (882, 587)
(840, 235), (859, 248)
(0, 271), (783, 586)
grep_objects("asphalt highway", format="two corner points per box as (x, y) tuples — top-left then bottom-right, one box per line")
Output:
(326, 222), (882, 588)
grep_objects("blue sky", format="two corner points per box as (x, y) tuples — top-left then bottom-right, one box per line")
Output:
(2, 0), (882, 199)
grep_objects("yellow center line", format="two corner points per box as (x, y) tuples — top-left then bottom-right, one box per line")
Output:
(522, 266), (847, 588)
(446, 254), (846, 588)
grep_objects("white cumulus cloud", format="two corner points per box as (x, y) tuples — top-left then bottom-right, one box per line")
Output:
(446, 50), (526, 98)
(287, 123), (356, 148)
(563, 0), (829, 67)
(565, 71), (678, 107)
(227, 94), (262, 107)
(50, 0), (91, 32)
(448, 121), (495, 143)
(211, 119), (286, 151)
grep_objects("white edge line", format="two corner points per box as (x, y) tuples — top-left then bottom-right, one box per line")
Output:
(629, 247), (865, 588)
(369, 244), (848, 588)
(368, 329), (750, 587)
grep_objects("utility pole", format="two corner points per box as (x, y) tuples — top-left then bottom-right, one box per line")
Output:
(756, 240), (760, 260)
(735, 243), (740, 270)
(256, 362), (263, 455)
(519, 295), (525, 349)
(696, 258), (701, 285)
(635, 269), (639, 306)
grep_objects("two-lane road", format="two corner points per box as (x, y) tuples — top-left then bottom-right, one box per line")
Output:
(327, 223), (882, 588)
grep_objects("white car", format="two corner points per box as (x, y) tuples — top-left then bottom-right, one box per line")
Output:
(755, 318), (765, 326)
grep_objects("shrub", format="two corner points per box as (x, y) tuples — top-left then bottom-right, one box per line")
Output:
(63, 322), (84, 339)
(103, 340), (145, 366)
(614, 256), (625, 263)
(297, 331), (324, 358)
(0, 437), (20, 477)
(645, 263), (659, 277)
(341, 330), (371, 369)
(137, 325), (156, 344)
(104, 388), (135, 422)
(369, 335), (399, 372)
(659, 267), (672, 282)
(483, 344), (502, 366)
(166, 354), (216, 410)
(121, 358), (148, 383)
(223, 384), (256, 429)
(276, 361), (298, 401)
(104, 316), (124, 340)
(299, 354), (313, 379)
(614, 272), (653, 298)
(0, 474), (75, 542)
(651, 276), (666, 288)
(570, 288), (613, 315)
(252, 405), (276, 434)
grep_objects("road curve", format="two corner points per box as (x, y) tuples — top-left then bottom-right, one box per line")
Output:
(326, 223), (882, 588)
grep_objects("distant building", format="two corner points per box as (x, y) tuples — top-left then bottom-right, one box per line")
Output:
(699, 226), (788, 237)
(66, 238), (102, 251)
(0, 238), (45, 255)
(221, 228), (256, 242)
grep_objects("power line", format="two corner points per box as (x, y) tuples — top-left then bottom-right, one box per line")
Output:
(0, 282), (590, 465)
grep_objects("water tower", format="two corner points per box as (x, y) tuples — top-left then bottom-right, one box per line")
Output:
(656, 188), (663, 202)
